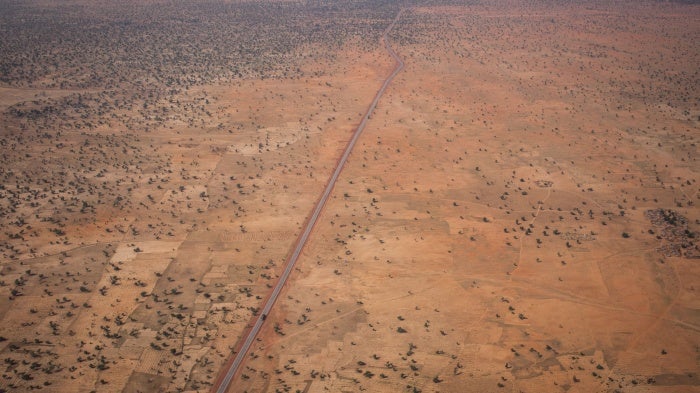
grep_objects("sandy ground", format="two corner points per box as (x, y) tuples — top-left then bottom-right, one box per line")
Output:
(233, 3), (699, 393)
(0, 1), (698, 393)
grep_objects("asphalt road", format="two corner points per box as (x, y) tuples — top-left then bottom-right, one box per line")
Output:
(213, 9), (404, 393)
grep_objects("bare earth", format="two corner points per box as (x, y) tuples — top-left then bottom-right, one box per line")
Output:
(0, 1), (698, 393)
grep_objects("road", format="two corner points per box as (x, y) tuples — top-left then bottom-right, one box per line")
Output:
(213, 9), (404, 393)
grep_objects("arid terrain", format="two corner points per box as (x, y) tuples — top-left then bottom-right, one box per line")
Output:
(0, 0), (698, 392)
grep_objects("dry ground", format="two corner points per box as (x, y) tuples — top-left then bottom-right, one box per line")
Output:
(235, 2), (699, 393)
(0, 1), (698, 393)
(0, 41), (393, 391)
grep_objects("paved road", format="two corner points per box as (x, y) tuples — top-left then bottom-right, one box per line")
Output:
(213, 9), (404, 393)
